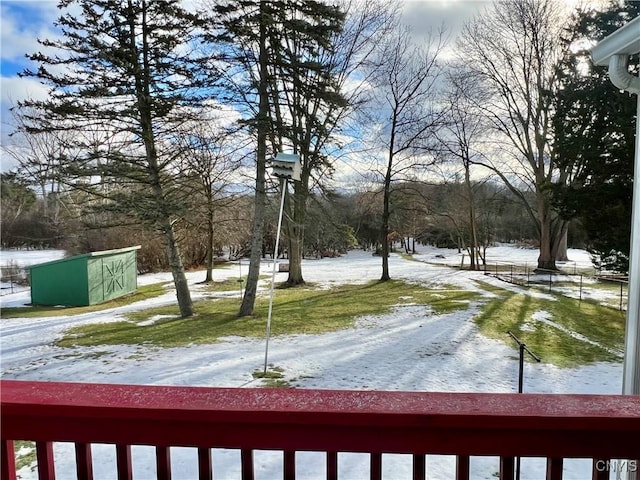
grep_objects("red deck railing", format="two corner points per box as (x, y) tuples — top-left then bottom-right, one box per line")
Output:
(1, 380), (639, 479)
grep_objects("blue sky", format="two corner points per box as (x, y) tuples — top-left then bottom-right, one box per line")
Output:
(3, 2), (48, 57)
(1, 0), (59, 160)
(1, 1), (60, 76)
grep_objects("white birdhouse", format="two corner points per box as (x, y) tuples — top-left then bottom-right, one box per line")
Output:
(271, 153), (301, 181)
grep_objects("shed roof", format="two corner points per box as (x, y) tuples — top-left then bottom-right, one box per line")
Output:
(28, 245), (141, 270)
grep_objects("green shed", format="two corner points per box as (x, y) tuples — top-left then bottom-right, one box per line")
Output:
(29, 246), (141, 307)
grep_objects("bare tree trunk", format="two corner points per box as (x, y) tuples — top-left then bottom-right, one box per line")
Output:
(465, 164), (480, 270)
(161, 220), (193, 317)
(239, 163), (267, 317)
(551, 220), (569, 262)
(554, 225), (569, 262)
(381, 152), (392, 282)
(141, 106), (194, 316)
(286, 177), (307, 286)
(287, 235), (304, 284)
(40, 183), (48, 218)
(147, 160), (193, 317)
(205, 203), (214, 283)
(537, 193), (556, 270)
(239, 7), (269, 317)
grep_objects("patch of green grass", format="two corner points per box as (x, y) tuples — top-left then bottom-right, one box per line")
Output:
(417, 287), (478, 314)
(204, 277), (248, 292)
(56, 280), (480, 348)
(474, 282), (625, 367)
(0, 283), (168, 319)
(474, 280), (508, 295)
(591, 279), (628, 294)
(257, 378), (290, 388)
(14, 440), (36, 472)
(202, 275), (270, 293)
(252, 365), (290, 387)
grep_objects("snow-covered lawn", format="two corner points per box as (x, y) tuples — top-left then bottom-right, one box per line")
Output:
(0, 249), (67, 268)
(0, 249), (66, 295)
(0, 245), (625, 480)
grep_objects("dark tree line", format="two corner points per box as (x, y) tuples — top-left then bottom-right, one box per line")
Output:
(3, 170), (558, 264)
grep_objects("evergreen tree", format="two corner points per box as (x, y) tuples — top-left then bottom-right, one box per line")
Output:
(211, 0), (369, 311)
(211, 0), (273, 317)
(266, 1), (393, 286)
(552, 0), (639, 273)
(264, 1), (345, 286)
(17, 0), (216, 317)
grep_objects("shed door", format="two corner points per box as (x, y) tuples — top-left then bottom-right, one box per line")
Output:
(103, 257), (126, 300)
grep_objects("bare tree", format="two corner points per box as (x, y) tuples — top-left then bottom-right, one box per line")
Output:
(5, 107), (74, 222)
(259, 0), (396, 287)
(435, 70), (490, 269)
(174, 112), (247, 283)
(212, 0), (395, 312)
(458, 0), (570, 270)
(363, 26), (446, 281)
(206, 0), (273, 317)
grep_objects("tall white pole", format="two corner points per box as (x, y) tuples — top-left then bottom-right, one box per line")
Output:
(590, 22), (640, 480)
(623, 95), (640, 397)
(263, 178), (288, 374)
(620, 94), (640, 480)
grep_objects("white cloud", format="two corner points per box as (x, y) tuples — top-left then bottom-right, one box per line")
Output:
(0, 1), (60, 63)
(0, 76), (51, 172)
(1, 1), (61, 155)
(1, 75), (50, 106)
(401, 0), (486, 37)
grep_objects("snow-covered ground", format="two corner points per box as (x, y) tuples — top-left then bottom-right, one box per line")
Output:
(0, 249), (67, 268)
(0, 245), (626, 479)
(0, 249), (67, 295)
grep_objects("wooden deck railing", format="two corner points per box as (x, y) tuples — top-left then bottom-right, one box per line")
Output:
(1, 380), (639, 479)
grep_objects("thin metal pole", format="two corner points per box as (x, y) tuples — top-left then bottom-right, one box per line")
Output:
(518, 343), (525, 394)
(515, 342), (525, 480)
(263, 178), (288, 374)
(507, 331), (541, 480)
(579, 275), (583, 303)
